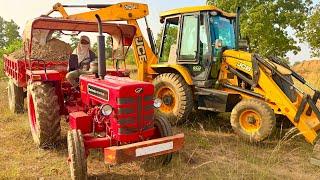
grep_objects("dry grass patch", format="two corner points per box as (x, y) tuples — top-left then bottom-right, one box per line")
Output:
(0, 81), (320, 179)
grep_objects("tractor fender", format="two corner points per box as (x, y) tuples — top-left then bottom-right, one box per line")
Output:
(151, 64), (193, 85)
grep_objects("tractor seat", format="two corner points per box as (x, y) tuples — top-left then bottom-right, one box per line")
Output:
(68, 54), (79, 72)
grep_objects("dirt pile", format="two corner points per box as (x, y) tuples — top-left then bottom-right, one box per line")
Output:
(9, 38), (72, 61)
(292, 60), (320, 89)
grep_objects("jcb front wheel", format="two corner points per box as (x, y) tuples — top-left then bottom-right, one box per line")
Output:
(142, 115), (173, 171)
(153, 73), (193, 124)
(230, 99), (276, 143)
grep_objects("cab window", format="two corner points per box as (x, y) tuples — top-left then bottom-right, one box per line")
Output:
(210, 16), (236, 49)
(179, 15), (198, 60)
(159, 17), (179, 63)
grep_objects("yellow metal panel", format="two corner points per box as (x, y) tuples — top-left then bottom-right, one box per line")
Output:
(65, 2), (149, 21)
(160, 5), (236, 19)
(221, 50), (320, 143)
(224, 51), (253, 76)
(257, 68), (319, 143)
(223, 50), (252, 62)
(151, 64), (193, 85)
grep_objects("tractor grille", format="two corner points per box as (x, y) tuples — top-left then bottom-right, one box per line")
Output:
(117, 95), (154, 135)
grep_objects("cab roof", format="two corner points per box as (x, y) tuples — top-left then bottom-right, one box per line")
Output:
(160, 5), (236, 19)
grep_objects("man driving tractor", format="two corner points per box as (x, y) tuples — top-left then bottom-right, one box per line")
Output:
(66, 35), (98, 87)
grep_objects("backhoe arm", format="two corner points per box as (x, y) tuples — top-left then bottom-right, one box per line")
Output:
(49, 2), (158, 82)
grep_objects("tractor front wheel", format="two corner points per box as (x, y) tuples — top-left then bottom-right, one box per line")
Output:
(153, 73), (193, 124)
(8, 79), (24, 113)
(27, 82), (61, 148)
(142, 115), (173, 171)
(230, 99), (276, 143)
(68, 130), (87, 180)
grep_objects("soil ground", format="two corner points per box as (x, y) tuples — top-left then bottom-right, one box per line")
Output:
(0, 80), (320, 179)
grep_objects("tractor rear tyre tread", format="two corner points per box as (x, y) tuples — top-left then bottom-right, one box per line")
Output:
(153, 73), (193, 124)
(230, 99), (276, 143)
(8, 79), (24, 114)
(27, 82), (61, 148)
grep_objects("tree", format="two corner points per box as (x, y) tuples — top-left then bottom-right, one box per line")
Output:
(0, 16), (20, 49)
(207, 0), (312, 58)
(299, 4), (320, 57)
(155, 26), (178, 61)
(92, 36), (113, 59)
(70, 36), (80, 50)
(52, 31), (62, 39)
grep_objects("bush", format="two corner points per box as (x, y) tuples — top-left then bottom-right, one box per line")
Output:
(0, 39), (22, 78)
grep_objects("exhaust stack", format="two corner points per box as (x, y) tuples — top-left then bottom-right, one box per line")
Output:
(95, 14), (106, 79)
(235, 7), (241, 51)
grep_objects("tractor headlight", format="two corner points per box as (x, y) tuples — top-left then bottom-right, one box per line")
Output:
(153, 98), (162, 108)
(101, 104), (113, 116)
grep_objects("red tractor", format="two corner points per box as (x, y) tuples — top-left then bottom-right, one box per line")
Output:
(4, 16), (184, 179)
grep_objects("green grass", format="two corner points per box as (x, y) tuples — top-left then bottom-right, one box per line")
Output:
(0, 81), (320, 179)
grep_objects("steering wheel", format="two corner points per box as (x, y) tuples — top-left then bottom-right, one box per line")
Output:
(79, 57), (93, 70)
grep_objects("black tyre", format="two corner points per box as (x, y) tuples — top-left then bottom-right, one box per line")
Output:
(230, 99), (276, 142)
(68, 130), (87, 180)
(142, 115), (173, 171)
(27, 82), (61, 148)
(8, 79), (24, 113)
(153, 73), (193, 124)
(154, 115), (173, 165)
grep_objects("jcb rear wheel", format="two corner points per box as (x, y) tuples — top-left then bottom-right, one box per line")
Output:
(68, 130), (87, 180)
(27, 82), (61, 148)
(153, 73), (193, 124)
(230, 99), (276, 143)
(8, 79), (24, 114)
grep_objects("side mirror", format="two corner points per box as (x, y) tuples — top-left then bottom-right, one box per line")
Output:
(238, 39), (249, 51)
(215, 39), (223, 49)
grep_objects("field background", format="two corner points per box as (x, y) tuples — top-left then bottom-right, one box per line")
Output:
(1, 61), (320, 179)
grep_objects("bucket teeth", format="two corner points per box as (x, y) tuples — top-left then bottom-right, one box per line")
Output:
(310, 139), (320, 166)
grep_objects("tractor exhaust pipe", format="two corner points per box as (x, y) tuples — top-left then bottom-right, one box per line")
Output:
(95, 14), (106, 79)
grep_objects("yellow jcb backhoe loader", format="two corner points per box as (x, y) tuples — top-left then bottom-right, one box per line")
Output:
(48, 2), (320, 165)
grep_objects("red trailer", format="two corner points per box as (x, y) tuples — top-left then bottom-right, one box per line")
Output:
(3, 17), (184, 179)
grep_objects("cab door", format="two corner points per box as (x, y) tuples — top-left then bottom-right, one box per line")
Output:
(177, 12), (213, 87)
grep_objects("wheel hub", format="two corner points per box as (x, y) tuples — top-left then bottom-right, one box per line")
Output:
(156, 87), (176, 113)
(239, 110), (261, 133)
(247, 116), (257, 125)
(163, 95), (173, 105)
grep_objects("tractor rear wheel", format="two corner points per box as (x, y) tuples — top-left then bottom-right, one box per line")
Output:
(8, 79), (24, 113)
(142, 115), (173, 171)
(68, 130), (87, 180)
(153, 73), (193, 124)
(230, 99), (276, 143)
(27, 82), (61, 148)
